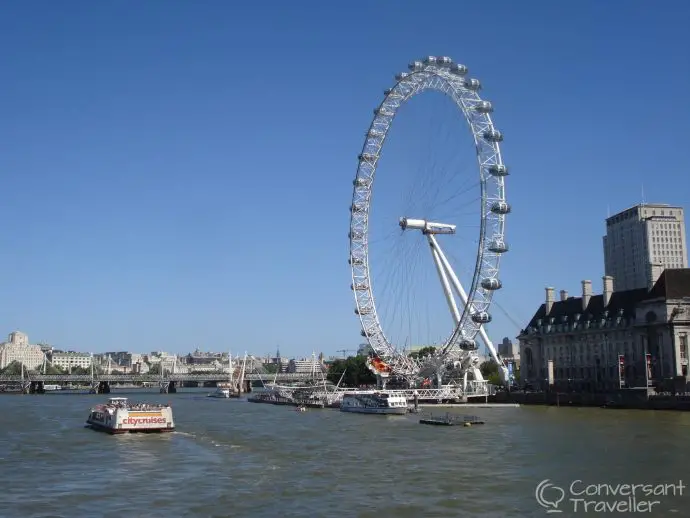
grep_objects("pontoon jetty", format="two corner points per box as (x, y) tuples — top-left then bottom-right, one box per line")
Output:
(85, 397), (175, 434)
(419, 413), (485, 426)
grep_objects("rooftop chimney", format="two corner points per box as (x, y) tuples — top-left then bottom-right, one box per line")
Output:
(603, 276), (613, 307)
(581, 280), (592, 311)
(545, 287), (555, 314)
(559, 289), (568, 301)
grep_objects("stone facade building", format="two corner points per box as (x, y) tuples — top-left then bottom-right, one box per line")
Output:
(518, 269), (690, 392)
(51, 352), (92, 371)
(0, 331), (46, 370)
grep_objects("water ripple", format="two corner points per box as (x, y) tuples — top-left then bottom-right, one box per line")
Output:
(0, 391), (688, 517)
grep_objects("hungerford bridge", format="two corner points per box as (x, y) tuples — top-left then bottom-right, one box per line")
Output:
(0, 372), (313, 394)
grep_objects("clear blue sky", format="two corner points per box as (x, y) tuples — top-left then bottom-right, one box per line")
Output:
(1, 1), (689, 357)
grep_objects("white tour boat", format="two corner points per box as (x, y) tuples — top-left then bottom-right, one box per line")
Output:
(85, 397), (175, 434)
(208, 387), (232, 398)
(43, 384), (62, 391)
(340, 391), (408, 415)
(207, 352), (247, 399)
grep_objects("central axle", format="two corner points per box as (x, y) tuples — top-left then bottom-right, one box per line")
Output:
(399, 218), (456, 235)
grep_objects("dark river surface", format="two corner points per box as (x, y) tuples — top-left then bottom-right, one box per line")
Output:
(1, 388), (689, 517)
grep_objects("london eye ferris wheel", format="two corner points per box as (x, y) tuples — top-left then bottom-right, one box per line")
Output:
(348, 56), (510, 389)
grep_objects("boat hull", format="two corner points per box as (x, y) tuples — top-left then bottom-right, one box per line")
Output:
(340, 406), (407, 415)
(86, 420), (175, 434)
(340, 391), (409, 415)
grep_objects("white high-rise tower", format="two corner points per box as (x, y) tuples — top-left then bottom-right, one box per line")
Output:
(603, 203), (688, 291)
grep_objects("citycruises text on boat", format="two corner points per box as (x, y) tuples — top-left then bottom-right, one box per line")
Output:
(86, 397), (175, 434)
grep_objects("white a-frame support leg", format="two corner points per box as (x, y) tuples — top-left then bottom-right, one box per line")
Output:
(426, 234), (501, 367)
(430, 242), (461, 325)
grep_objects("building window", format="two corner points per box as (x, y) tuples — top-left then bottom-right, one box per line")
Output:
(681, 335), (688, 361)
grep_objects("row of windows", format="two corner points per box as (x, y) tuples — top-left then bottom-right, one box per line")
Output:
(652, 222), (682, 230)
(651, 235), (683, 244)
(648, 208), (681, 217)
(607, 207), (682, 227)
(652, 248), (683, 256)
(653, 262), (686, 269)
(542, 331), (633, 344)
(538, 333), (690, 362)
(552, 366), (617, 380)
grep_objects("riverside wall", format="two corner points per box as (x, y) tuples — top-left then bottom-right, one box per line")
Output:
(489, 390), (690, 411)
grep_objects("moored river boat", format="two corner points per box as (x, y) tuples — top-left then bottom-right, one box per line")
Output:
(340, 391), (408, 415)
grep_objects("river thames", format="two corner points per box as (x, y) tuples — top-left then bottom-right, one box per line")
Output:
(0, 389), (688, 517)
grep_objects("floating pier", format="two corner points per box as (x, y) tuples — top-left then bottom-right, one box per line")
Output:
(247, 393), (325, 408)
(419, 413), (485, 427)
(417, 403), (519, 408)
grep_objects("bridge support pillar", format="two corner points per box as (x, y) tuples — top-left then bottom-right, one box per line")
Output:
(29, 381), (45, 394)
(89, 381), (110, 394)
(91, 381), (111, 394)
(160, 381), (176, 394)
(243, 379), (252, 393)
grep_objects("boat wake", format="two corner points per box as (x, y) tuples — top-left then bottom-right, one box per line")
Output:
(172, 431), (197, 439)
(172, 430), (246, 454)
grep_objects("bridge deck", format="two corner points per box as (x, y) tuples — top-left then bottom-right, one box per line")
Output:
(0, 373), (311, 383)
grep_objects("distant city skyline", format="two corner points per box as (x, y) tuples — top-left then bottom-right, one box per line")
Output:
(1, 2), (689, 356)
(0, 330), (338, 374)
(0, 330), (334, 359)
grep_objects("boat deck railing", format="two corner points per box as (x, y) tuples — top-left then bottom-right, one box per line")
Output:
(105, 402), (170, 411)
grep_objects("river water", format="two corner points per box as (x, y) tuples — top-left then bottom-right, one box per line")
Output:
(0, 388), (688, 517)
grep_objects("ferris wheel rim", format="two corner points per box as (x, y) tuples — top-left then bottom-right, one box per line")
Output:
(348, 57), (508, 377)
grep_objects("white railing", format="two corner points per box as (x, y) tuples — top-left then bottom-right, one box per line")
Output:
(338, 381), (491, 400)
(0, 372), (312, 383)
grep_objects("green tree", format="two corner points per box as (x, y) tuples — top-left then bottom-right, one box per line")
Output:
(326, 356), (376, 387)
(480, 361), (498, 377)
(43, 364), (66, 375)
(0, 361), (25, 375)
(479, 361), (502, 385)
(146, 363), (173, 376)
(487, 373), (501, 386)
(326, 359), (346, 385)
(0, 361), (66, 375)
(263, 363), (279, 374)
